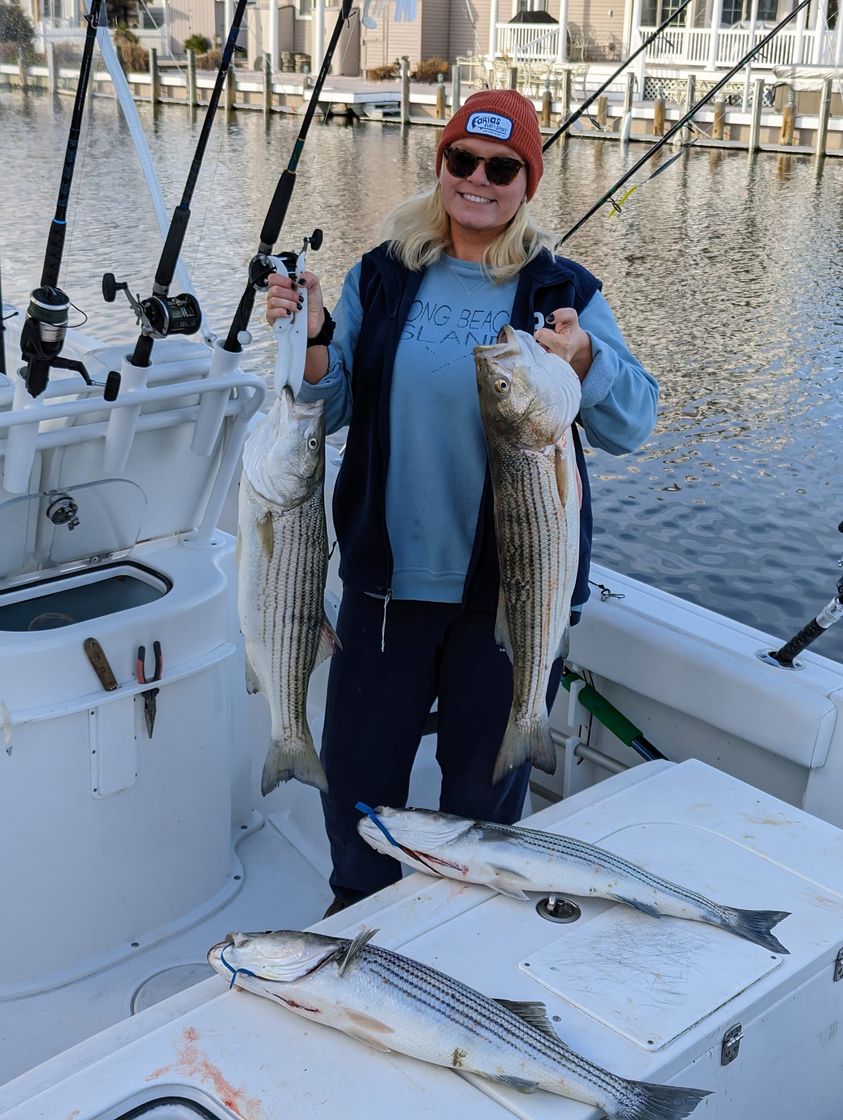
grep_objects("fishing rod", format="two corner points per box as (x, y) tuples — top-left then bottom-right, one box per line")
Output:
(102, 0), (251, 368)
(541, 0), (694, 154)
(17, 0), (113, 400)
(222, 0), (354, 364)
(765, 522), (843, 668)
(556, 0), (814, 245)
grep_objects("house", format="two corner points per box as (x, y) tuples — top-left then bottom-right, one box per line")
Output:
(10, 0), (841, 73)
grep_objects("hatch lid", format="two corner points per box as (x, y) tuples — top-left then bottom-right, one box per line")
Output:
(518, 821), (785, 1050)
(0, 478), (146, 585)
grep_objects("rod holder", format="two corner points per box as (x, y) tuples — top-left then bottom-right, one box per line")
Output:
(102, 356), (149, 474)
(2, 373), (43, 494)
(192, 340), (241, 456)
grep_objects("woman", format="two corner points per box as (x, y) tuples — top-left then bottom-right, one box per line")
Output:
(266, 89), (658, 915)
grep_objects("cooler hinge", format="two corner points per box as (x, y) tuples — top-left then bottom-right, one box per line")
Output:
(721, 1023), (742, 1066)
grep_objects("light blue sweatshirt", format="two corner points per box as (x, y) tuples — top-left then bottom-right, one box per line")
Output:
(299, 255), (658, 603)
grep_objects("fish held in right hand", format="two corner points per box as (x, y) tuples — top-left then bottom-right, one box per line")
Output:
(237, 388), (339, 794)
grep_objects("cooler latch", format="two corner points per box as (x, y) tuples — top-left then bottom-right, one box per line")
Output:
(721, 1024), (742, 1066)
(834, 948), (843, 982)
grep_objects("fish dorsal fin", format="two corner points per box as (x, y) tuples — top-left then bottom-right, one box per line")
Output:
(494, 588), (513, 660)
(315, 615), (342, 666)
(494, 999), (559, 1040)
(338, 928), (379, 977)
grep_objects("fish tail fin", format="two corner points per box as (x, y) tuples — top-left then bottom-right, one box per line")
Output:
(717, 906), (791, 954)
(613, 1080), (711, 1120)
(261, 732), (328, 795)
(492, 710), (556, 784)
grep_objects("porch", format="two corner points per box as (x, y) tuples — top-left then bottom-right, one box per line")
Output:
(494, 16), (843, 71)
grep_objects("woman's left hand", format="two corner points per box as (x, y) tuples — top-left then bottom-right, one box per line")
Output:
(534, 308), (592, 383)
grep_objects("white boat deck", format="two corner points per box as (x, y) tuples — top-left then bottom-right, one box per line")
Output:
(4, 760), (843, 1120)
(0, 807), (333, 1088)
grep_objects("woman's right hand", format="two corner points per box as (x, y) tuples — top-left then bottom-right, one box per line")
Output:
(266, 270), (325, 340)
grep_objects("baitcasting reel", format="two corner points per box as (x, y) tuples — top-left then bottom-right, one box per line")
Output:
(102, 272), (202, 341)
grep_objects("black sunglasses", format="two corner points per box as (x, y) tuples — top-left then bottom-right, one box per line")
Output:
(443, 146), (525, 187)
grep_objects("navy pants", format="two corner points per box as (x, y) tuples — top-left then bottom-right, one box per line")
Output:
(319, 590), (564, 904)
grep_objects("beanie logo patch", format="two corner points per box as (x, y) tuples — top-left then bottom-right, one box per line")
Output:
(465, 112), (513, 141)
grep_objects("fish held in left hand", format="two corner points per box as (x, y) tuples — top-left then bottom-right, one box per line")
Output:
(209, 928), (710, 1120)
(357, 806), (791, 954)
(237, 388), (339, 795)
(474, 325), (582, 784)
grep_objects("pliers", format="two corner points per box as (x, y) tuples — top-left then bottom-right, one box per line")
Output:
(136, 641), (163, 738)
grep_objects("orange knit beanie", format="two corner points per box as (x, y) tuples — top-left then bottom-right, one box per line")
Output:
(436, 89), (544, 200)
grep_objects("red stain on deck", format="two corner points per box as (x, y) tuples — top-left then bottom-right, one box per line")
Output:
(145, 1026), (264, 1118)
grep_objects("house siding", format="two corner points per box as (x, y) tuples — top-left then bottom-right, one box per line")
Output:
(168, 0), (217, 51)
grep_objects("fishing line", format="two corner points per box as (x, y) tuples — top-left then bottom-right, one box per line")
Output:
(556, 0), (815, 245)
(189, 110), (229, 282)
(218, 942), (261, 989)
(355, 802), (441, 874)
(60, 47), (98, 292)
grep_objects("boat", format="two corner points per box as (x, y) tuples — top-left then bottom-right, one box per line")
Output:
(2, 9), (843, 1119)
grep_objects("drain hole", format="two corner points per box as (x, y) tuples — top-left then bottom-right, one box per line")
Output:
(536, 895), (581, 923)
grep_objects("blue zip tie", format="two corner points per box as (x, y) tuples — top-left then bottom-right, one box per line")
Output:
(356, 801), (400, 849)
(219, 941), (260, 990)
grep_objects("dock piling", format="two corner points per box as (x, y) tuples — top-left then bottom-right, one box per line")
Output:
(712, 96), (726, 139)
(596, 94), (608, 129)
(148, 47), (160, 106)
(435, 71), (446, 119)
(47, 42), (57, 97)
(653, 95), (666, 135)
(559, 69), (571, 133)
(816, 76), (831, 159)
(541, 86), (552, 127)
(451, 62), (461, 115)
(624, 71), (635, 115)
(263, 54), (273, 115)
(680, 74), (696, 145)
(225, 64), (236, 113)
(780, 86), (795, 145)
(400, 56), (410, 125)
(748, 77), (765, 152)
(186, 48), (197, 107)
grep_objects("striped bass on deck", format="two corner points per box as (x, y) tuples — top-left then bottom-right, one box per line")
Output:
(237, 387), (339, 794)
(474, 325), (581, 784)
(209, 929), (710, 1119)
(357, 806), (791, 954)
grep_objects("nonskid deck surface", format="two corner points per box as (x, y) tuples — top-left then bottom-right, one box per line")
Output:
(0, 812), (333, 1088)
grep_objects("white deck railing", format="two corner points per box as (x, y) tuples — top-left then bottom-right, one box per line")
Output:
(496, 20), (832, 69)
(642, 24), (819, 68)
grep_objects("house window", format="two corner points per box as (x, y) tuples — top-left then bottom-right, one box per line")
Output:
(641, 0), (687, 25)
(298, 0), (312, 16)
(516, 0), (549, 11)
(721, 0), (778, 24)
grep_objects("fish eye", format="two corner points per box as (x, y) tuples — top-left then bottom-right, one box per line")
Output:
(308, 437), (319, 449)
(494, 378), (509, 394)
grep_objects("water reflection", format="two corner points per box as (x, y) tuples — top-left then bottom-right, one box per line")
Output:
(1, 92), (841, 662)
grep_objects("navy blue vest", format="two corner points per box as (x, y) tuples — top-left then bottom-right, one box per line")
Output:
(332, 243), (602, 612)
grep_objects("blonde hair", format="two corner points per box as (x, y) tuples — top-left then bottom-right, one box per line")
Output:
(381, 184), (556, 282)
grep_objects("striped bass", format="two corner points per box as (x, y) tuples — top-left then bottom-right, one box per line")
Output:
(237, 387), (339, 794)
(209, 929), (710, 1119)
(357, 806), (790, 954)
(474, 325), (581, 783)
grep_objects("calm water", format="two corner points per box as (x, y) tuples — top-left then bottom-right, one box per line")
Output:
(2, 92), (842, 662)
